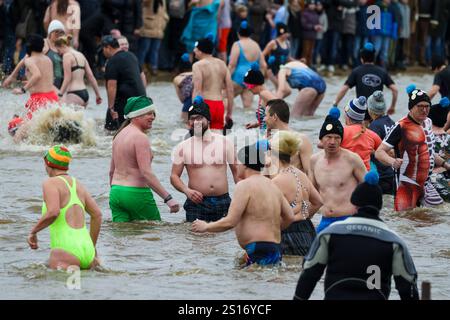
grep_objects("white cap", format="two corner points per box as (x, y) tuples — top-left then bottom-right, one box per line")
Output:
(47, 20), (65, 35)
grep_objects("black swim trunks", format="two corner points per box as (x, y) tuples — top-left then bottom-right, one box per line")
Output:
(281, 219), (316, 256)
(184, 193), (231, 222)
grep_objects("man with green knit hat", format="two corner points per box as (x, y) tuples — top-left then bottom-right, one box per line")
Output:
(110, 96), (180, 222)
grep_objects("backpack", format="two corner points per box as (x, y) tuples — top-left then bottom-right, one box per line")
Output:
(168, 0), (185, 19)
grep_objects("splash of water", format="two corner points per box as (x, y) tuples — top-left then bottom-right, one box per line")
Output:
(20, 104), (97, 146)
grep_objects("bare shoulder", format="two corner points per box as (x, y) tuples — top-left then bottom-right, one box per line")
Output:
(311, 150), (324, 163)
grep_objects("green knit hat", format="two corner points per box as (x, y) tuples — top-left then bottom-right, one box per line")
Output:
(124, 96), (156, 119)
(44, 145), (72, 170)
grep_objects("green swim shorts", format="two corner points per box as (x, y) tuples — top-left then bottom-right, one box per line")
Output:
(109, 185), (161, 222)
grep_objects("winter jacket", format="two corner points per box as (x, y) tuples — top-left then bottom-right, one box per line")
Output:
(397, 2), (410, 39)
(301, 8), (319, 40)
(369, 1), (397, 38)
(342, 1), (358, 35)
(287, 6), (302, 40)
(102, 0), (143, 35)
(355, 4), (369, 37)
(316, 11), (328, 40)
(140, 0), (169, 39)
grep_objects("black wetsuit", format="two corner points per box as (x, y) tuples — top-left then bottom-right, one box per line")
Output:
(294, 207), (419, 300)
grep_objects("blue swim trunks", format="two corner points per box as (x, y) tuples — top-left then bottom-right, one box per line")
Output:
(244, 242), (282, 266)
(182, 97), (192, 113)
(316, 216), (351, 233)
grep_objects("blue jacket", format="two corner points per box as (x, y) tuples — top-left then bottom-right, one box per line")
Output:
(369, 2), (397, 38)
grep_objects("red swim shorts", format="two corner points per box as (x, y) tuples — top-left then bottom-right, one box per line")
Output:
(25, 91), (59, 119)
(218, 28), (231, 53)
(204, 99), (225, 130)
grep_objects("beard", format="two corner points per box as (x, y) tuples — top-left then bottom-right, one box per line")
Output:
(189, 125), (209, 137)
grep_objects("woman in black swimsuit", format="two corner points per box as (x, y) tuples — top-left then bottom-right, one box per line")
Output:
(55, 35), (102, 107)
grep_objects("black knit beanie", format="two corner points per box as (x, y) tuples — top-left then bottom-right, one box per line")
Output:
(406, 84), (431, 110)
(188, 96), (211, 121)
(351, 171), (383, 210)
(195, 33), (215, 55)
(319, 107), (344, 140)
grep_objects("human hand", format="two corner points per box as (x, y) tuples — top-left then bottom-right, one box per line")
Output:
(12, 88), (24, 95)
(192, 219), (208, 233)
(186, 188), (204, 204)
(391, 158), (403, 170)
(96, 96), (102, 105)
(245, 122), (259, 129)
(2, 76), (13, 88)
(387, 107), (395, 115)
(27, 233), (38, 249)
(110, 109), (119, 120)
(166, 198), (180, 213)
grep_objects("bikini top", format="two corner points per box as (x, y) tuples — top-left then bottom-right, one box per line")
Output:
(282, 166), (309, 218)
(71, 53), (85, 72)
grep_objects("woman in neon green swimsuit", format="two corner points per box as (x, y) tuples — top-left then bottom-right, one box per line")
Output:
(27, 145), (102, 270)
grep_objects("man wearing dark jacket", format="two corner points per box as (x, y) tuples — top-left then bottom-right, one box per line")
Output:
(416, 0), (439, 66)
(102, 0), (143, 54)
(294, 171), (419, 300)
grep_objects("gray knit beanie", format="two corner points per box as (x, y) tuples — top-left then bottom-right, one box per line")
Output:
(367, 91), (386, 115)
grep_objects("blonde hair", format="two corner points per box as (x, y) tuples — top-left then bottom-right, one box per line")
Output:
(271, 131), (302, 158)
(55, 34), (73, 47)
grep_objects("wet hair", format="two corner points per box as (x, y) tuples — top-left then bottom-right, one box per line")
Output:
(271, 131), (301, 163)
(54, 34), (73, 47)
(266, 99), (290, 123)
(56, 0), (69, 17)
(26, 34), (45, 54)
(276, 23), (288, 37)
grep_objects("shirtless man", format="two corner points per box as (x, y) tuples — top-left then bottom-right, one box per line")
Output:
(110, 96), (180, 222)
(265, 99), (313, 176)
(192, 34), (234, 131)
(6, 34), (59, 141)
(311, 108), (367, 233)
(171, 96), (238, 222)
(192, 142), (296, 266)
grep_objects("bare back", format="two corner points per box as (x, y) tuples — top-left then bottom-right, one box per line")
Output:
(25, 54), (54, 93)
(65, 50), (87, 91)
(111, 125), (152, 187)
(234, 176), (285, 248)
(193, 57), (228, 100)
(238, 38), (262, 62)
(311, 149), (363, 217)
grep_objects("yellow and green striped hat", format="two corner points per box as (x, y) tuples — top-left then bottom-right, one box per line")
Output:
(44, 145), (72, 170)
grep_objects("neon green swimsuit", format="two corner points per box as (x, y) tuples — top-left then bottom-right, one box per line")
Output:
(42, 176), (95, 269)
